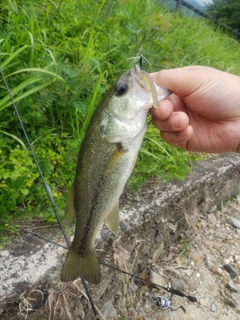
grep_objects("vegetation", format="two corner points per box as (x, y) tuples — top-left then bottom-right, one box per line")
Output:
(206, 0), (240, 31)
(0, 0), (240, 243)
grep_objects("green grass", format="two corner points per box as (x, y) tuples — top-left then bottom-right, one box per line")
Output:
(0, 0), (240, 245)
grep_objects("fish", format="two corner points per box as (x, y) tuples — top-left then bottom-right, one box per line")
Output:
(61, 65), (171, 284)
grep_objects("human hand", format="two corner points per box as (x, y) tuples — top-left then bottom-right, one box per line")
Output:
(149, 66), (240, 153)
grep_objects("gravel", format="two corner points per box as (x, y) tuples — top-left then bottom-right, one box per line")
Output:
(1, 153), (240, 319)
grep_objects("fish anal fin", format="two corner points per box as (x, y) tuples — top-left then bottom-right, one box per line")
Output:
(64, 184), (76, 225)
(104, 201), (119, 235)
(61, 247), (101, 285)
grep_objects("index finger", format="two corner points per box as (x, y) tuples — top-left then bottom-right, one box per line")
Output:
(150, 66), (213, 97)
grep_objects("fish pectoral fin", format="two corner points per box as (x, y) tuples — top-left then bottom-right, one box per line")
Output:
(105, 144), (128, 171)
(104, 201), (119, 235)
(64, 184), (76, 225)
(61, 247), (101, 285)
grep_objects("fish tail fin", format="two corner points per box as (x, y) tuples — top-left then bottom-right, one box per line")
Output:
(61, 247), (101, 285)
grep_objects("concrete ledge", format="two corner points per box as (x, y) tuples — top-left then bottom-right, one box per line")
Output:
(1, 153), (240, 317)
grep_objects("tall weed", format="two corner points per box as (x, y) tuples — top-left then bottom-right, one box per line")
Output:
(0, 0), (240, 242)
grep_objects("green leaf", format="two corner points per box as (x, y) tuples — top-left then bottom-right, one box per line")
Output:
(21, 189), (29, 195)
(0, 45), (29, 69)
(0, 130), (27, 150)
(0, 78), (57, 111)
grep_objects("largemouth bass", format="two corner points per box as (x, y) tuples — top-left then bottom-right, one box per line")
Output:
(61, 65), (170, 284)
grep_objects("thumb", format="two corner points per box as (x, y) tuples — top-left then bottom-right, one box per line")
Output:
(150, 66), (210, 97)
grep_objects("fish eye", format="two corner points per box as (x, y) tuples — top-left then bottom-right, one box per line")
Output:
(115, 82), (128, 96)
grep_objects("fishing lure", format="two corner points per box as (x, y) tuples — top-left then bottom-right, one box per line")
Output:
(126, 50), (150, 68)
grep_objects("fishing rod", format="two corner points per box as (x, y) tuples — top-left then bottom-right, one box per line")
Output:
(0, 68), (101, 320)
(100, 261), (197, 304)
(20, 228), (197, 307)
(2, 56), (197, 316)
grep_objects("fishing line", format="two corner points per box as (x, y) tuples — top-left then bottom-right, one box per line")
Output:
(2, 67), (197, 316)
(0, 68), (101, 320)
(18, 227), (197, 305)
(0, 69), (69, 247)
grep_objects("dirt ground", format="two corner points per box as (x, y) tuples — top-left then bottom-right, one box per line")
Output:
(114, 194), (240, 320)
(1, 154), (240, 320)
(1, 193), (240, 320)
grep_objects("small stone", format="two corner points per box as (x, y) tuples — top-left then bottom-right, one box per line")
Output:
(0, 250), (10, 258)
(114, 291), (122, 299)
(224, 257), (234, 265)
(210, 205), (217, 212)
(101, 300), (117, 320)
(210, 303), (217, 312)
(226, 280), (240, 293)
(151, 242), (164, 263)
(223, 264), (238, 279)
(167, 267), (182, 279)
(170, 278), (184, 292)
(168, 222), (177, 233)
(182, 269), (193, 277)
(231, 293), (240, 305)
(130, 281), (139, 292)
(119, 221), (131, 232)
(231, 293), (240, 313)
(223, 243), (232, 251)
(228, 216), (240, 229)
(219, 268), (231, 282)
(234, 255), (240, 263)
(208, 213), (216, 224)
(150, 270), (167, 287)
(237, 195), (240, 205)
(101, 228), (109, 237)
(224, 296), (239, 309)
(199, 298), (208, 306)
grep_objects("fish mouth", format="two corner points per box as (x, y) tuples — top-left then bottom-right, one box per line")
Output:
(131, 64), (142, 75)
(130, 65), (171, 108)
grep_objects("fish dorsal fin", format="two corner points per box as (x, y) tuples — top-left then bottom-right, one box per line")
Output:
(64, 183), (76, 225)
(104, 201), (119, 235)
